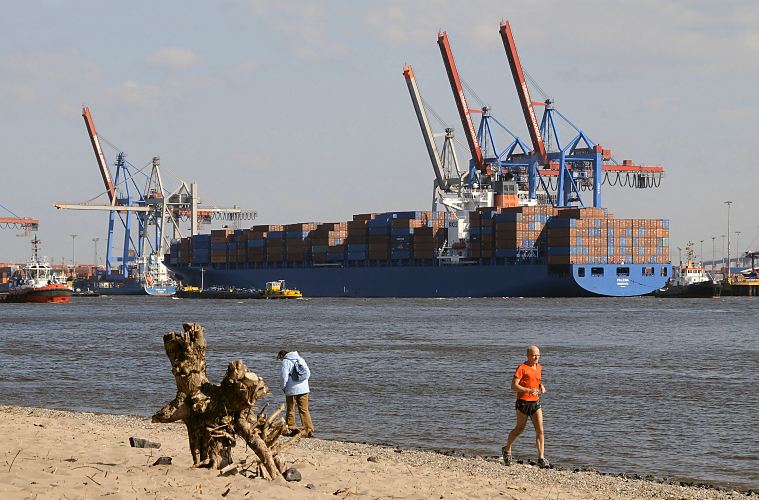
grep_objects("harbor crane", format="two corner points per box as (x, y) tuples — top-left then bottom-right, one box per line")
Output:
(0, 203), (38, 234)
(0, 217), (38, 232)
(406, 22), (666, 212)
(437, 31), (487, 179)
(498, 20), (664, 207)
(54, 106), (256, 280)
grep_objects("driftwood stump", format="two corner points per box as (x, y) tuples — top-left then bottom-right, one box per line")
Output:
(152, 322), (295, 479)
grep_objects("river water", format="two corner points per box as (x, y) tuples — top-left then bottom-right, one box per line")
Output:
(1, 296), (757, 490)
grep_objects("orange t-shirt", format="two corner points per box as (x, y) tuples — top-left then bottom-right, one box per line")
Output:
(514, 362), (542, 401)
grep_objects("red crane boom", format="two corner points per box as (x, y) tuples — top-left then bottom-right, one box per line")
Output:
(437, 31), (486, 174)
(498, 21), (547, 165)
(82, 107), (117, 205)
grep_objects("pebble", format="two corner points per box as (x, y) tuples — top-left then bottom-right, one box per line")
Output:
(152, 457), (172, 466)
(296, 437), (754, 500)
(129, 437), (161, 449)
(283, 467), (301, 482)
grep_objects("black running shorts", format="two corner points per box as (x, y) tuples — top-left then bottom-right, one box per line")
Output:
(515, 398), (542, 416)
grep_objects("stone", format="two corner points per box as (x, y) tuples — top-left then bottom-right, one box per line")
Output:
(283, 467), (301, 482)
(367, 456), (380, 463)
(306, 483), (316, 490)
(152, 457), (172, 466)
(129, 437), (161, 449)
(220, 464), (238, 476)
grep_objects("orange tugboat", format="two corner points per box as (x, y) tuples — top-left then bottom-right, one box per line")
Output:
(6, 237), (73, 303)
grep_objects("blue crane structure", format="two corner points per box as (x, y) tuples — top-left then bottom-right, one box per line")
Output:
(418, 22), (664, 209)
(54, 107), (256, 283)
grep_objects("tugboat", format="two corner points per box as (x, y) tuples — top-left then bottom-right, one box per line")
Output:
(655, 242), (721, 298)
(262, 280), (302, 299)
(6, 237), (73, 303)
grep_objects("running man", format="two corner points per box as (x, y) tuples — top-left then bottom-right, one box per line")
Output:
(502, 345), (550, 468)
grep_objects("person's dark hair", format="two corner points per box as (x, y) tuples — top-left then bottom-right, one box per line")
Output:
(276, 350), (288, 361)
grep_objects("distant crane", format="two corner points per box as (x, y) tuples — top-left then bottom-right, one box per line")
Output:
(54, 106), (256, 281)
(0, 202), (38, 235)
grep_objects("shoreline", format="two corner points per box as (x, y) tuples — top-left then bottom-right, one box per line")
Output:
(0, 405), (754, 499)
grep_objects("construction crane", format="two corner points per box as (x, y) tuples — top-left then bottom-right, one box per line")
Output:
(54, 106), (256, 280)
(498, 20), (664, 207)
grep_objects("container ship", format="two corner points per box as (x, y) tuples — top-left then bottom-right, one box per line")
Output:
(166, 21), (671, 297)
(165, 203), (669, 297)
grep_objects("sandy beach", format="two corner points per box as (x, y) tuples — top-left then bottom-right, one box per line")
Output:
(0, 406), (752, 499)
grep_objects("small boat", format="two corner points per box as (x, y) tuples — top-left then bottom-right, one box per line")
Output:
(85, 253), (176, 296)
(262, 280), (302, 299)
(655, 242), (720, 298)
(176, 285), (262, 299)
(6, 237), (73, 303)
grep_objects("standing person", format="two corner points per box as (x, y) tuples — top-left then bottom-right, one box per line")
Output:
(277, 350), (314, 437)
(502, 345), (549, 468)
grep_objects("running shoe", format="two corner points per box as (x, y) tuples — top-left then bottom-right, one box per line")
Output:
(537, 458), (551, 469)
(502, 447), (513, 466)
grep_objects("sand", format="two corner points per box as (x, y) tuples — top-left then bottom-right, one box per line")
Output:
(0, 405), (751, 499)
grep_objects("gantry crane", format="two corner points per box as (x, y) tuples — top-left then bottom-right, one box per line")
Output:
(498, 20), (664, 207)
(0, 217), (38, 232)
(54, 106), (256, 280)
(437, 32), (487, 179)
(0, 203), (38, 234)
(402, 65), (448, 193)
(403, 63), (497, 221)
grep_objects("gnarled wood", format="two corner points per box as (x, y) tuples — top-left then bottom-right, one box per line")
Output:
(152, 322), (290, 479)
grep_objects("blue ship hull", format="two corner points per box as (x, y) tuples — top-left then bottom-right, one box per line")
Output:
(168, 262), (670, 298)
(144, 284), (177, 296)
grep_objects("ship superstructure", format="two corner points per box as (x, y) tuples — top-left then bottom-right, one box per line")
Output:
(6, 237), (73, 303)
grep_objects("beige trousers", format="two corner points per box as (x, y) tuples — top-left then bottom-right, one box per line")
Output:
(286, 393), (314, 434)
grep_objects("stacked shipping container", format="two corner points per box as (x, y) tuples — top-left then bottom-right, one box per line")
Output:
(167, 207), (669, 268)
(464, 206), (669, 264)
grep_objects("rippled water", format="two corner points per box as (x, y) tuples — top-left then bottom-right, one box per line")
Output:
(1, 296), (757, 489)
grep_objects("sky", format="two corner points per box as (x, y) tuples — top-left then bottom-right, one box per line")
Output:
(2, 0), (758, 265)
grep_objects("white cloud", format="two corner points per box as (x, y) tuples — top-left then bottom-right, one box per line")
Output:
(108, 80), (160, 105)
(145, 47), (199, 70)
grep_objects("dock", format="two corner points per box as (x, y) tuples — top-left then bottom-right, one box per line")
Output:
(724, 279), (759, 296)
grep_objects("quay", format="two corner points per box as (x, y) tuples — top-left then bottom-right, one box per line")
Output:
(724, 278), (759, 296)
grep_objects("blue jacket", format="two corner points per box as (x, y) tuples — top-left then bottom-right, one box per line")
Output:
(280, 351), (310, 396)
